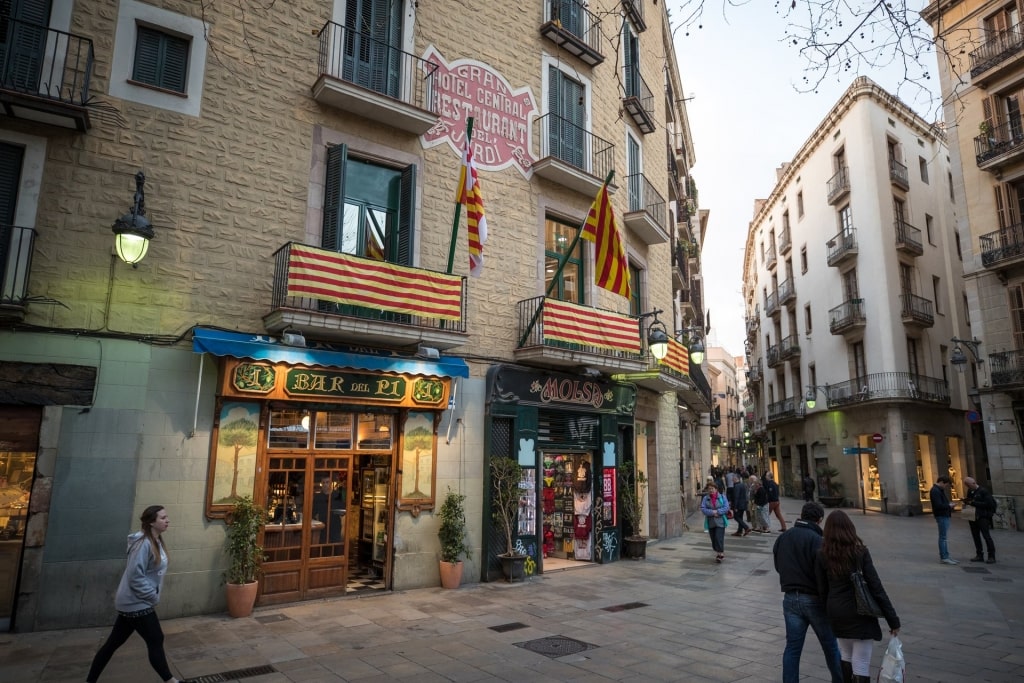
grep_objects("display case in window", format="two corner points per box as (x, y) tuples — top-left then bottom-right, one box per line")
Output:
(359, 467), (389, 570)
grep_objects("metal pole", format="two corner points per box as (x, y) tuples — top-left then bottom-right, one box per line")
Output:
(859, 452), (866, 515)
(446, 117), (475, 275)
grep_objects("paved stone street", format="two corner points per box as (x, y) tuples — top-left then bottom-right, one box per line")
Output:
(2, 498), (1021, 682)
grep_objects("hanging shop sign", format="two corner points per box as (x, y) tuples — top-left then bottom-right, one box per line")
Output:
(420, 45), (538, 177)
(486, 365), (636, 415)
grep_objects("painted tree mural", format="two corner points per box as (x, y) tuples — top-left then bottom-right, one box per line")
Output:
(219, 416), (258, 501)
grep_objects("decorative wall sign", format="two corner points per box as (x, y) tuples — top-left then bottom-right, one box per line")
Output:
(398, 411), (439, 513)
(232, 363), (276, 393)
(206, 401), (261, 517)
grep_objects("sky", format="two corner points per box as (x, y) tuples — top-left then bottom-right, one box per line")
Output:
(669, 1), (943, 360)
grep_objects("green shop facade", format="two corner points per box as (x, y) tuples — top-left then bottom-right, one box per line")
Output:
(483, 365), (639, 581)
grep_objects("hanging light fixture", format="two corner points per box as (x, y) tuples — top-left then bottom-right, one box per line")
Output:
(646, 315), (670, 360)
(111, 171), (155, 266)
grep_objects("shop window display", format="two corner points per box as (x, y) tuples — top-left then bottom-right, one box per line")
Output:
(541, 454), (593, 561)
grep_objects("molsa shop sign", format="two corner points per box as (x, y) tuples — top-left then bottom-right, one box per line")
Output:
(421, 46), (537, 177)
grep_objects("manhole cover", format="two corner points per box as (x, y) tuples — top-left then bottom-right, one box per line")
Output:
(515, 635), (597, 658)
(490, 622), (528, 632)
(602, 602), (648, 612)
(962, 566), (991, 574)
(187, 664), (277, 682)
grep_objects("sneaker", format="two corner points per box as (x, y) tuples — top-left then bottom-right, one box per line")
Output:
(970, 555), (984, 562)
(940, 558), (959, 565)
(986, 557), (996, 564)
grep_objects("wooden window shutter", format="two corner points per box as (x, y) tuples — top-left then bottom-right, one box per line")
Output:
(0, 143), (25, 226)
(995, 183), (1010, 228)
(133, 28), (162, 85)
(133, 27), (189, 92)
(322, 144), (348, 251)
(396, 163), (415, 266)
(1007, 182), (1022, 225)
(982, 95), (996, 134)
(161, 34), (189, 92)
(1010, 284), (1024, 350)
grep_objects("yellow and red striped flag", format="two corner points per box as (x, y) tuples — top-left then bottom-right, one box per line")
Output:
(581, 181), (630, 298)
(456, 140), (488, 277)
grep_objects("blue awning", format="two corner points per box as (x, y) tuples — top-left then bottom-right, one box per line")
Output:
(192, 327), (469, 378)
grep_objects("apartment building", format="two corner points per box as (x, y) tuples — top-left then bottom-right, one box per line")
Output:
(923, 0), (1024, 530)
(742, 77), (976, 512)
(0, 1), (712, 630)
(706, 346), (742, 469)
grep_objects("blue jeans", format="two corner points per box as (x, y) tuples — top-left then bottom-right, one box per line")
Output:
(782, 592), (843, 683)
(935, 514), (951, 559)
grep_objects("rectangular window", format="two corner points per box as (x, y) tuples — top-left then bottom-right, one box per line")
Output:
(932, 276), (941, 314)
(628, 262), (643, 316)
(919, 156), (929, 183)
(800, 246), (807, 274)
(132, 26), (189, 93)
(925, 214), (934, 245)
(1009, 284), (1024, 351)
(804, 304), (812, 335)
(797, 191), (804, 218)
(545, 217), (584, 303)
(548, 66), (586, 168)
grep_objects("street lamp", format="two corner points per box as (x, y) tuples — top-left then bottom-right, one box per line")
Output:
(111, 171), (155, 266)
(677, 326), (705, 366)
(950, 337), (983, 373)
(638, 309), (670, 360)
(805, 384), (830, 410)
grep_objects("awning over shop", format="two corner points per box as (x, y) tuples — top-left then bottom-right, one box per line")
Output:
(192, 327), (469, 378)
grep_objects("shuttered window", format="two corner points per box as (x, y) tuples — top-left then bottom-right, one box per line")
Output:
(132, 26), (189, 93)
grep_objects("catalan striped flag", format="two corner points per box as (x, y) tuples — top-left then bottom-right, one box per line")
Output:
(457, 139), (488, 277)
(581, 181), (630, 298)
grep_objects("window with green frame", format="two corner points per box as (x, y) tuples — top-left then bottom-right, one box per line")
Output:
(544, 217), (583, 303)
(132, 26), (189, 93)
(628, 263), (642, 316)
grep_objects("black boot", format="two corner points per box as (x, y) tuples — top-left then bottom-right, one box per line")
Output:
(853, 676), (871, 683)
(986, 553), (996, 564)
(970, 554), (984, 562)
(841, 660), (853, 683)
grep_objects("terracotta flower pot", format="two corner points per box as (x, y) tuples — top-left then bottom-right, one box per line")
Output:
(225, 580), (258, 618)
(440, 560), (463, 589)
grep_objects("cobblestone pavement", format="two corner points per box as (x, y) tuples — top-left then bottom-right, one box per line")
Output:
(2, 498), (1021, 682)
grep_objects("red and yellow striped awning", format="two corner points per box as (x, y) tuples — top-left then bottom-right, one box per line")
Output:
(541, 298), (641, 353)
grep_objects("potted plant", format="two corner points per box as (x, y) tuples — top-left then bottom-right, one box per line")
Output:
(224, 495), (265, 617)
(490, 456), (527, 581)
(817, 465), (845, 508)
(438, 487), (470, 589)
(620, 468), (649, 559)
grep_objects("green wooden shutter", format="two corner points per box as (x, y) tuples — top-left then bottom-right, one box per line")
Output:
(133, 27), (188, 93)
(132, 28), (161, 85)
(322, 144), (348, 251)
(3, 0), (52, 91)
(396, 163), (415, 266)
(0, 142), (25, 225)
(161, 34), (189, 92)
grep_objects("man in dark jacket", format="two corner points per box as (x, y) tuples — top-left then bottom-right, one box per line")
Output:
(964, 476), (997, 564)
(929, 475), (958, 565)
(764, 471), (787, 531)
(730, 473), (751, 536)
(802, 472), (816, 502)
(773, 502), (843, 683)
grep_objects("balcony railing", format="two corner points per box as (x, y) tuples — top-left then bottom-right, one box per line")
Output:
(894, 220), (923, 256)
(515, 295), (644, 361)
(0, 224), (36, 314)
(827, 372), (949, 407)
(623, 172), (667, 244)
(748, 360), (762, 384)
(768, 396), (805, 422)
(979, 223), (1024, 268)
(765, 290), (780, 318)
(672, 242), (690, 287)
(622, 0), (647, 32)
(766, 343), (782, 368)
(900, 293), (934, 328)
(0, 19), (95, 131)
(765, 244), (777, 270)
(970, 26), (1024, 79)
(540, 0), (605, 66)
(778, 226), (791, 254)
(778, 334), (800, 362)
(889, 158), (909, 190)
(974, 119), (1024, 167)
(828, 299), (866, 335)
(622, 66), (655, 133)
(826, 228), (857, 266)
(532, 112), (615, 196)
(990, 349), (1024, 388)
(826, 166), (850, 204)
(778, 277), (796, 307)
(313, 21), (438, 134)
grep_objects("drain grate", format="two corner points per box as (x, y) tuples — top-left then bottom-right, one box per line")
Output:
(187, 665), (277, 682)
(490, 622), (528, 632)
(602, 601), (648, 612)
(962, 566), (991, 574)
(515, 635), (597, 658)
(750, 569), (769, 576)
(254, 613), (289, 624)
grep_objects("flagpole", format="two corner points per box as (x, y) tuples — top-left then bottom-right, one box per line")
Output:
(446, 117), (475, 275)
(517, 169), (615, 348)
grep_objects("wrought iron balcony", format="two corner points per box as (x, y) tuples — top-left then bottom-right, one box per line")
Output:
(622, 0), (647, 32)
(970, 26), (1024, 83)
(979, 223), (1024, 270)
(826, 228), (858, 267)
(778, 226), (791, 254)
(745, 314), (759, 340)
(894, 220), (923, 256)
(900, 293), (934, 328)
(0, 19), (94, 131)
(974, 119), (1024, 171)
(513, 295), (647, 375)
(540, 0), (605, 66)
(826, 372), (949, 408)
(264, 242), (467, 350)
(826, 166), (850, 205)
(777, 334), (800, 362)
(312, 21), (439, 134)
(622, 66), (655, 134)
(532, 112), (615, 196)
(765, 290), (780, 319)
(672, 242), (690, 290)
(623, 173), (667, 244)
(0, 224), (36, 319)
(748, 360), (763, 384)
(767, 396), (805, 422)
(990, 349), (1024, 388)
(829, 299), (866, 336)
(766, 343), (782, 369)
(765, 244), (777, 270)
(889, 158), (909, 190)
(778, 278), (796, 308)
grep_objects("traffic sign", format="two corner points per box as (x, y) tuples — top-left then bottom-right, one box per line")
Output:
(843, 447), (876, 455)
(872, 433), (884, 443)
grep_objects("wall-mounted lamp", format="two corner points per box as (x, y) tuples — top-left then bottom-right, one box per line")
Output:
(804, 384), (830, 410)
(638, 309), (670, 360)
(950, 337), (983, 373)
(676, 325), (705, 366)
(111, 171), (155, 266)
(300, 410), (311, 431)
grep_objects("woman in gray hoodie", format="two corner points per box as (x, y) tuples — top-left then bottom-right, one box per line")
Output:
(86, 505), (181, 683)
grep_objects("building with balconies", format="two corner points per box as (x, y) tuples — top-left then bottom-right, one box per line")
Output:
(741, 77), (973, 510)
(923, 0), (1024, 530)
(0, 0), (710, 631)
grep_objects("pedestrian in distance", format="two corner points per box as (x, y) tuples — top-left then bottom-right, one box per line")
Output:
(963, 476), (997, 564)
(725, 467), (738, 509)
(764, 471), (788, 531)
(86, 505), (184, 683)
(929, 474), (959, 565)
(815, 509), (901, 683)
(752, 474), (771, 532)
(701, 480), (731, 563)
(731, 470), (751, 536)
(802, 471), (817, 502)
(772, 502), (844, 683)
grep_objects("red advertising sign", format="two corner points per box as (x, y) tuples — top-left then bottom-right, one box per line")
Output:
(421, 46), (538, 177)
(603, 467), (616, 526)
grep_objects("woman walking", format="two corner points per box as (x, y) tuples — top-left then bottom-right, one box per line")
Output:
(86, 505), (183, 683)
(701, 480), (731, 563)
(814, 510), (900, 683)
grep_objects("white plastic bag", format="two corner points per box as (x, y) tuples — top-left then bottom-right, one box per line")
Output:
(878, 635), (905, 683)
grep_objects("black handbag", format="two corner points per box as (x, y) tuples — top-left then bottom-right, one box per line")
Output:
(850, 556), (884, 618)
